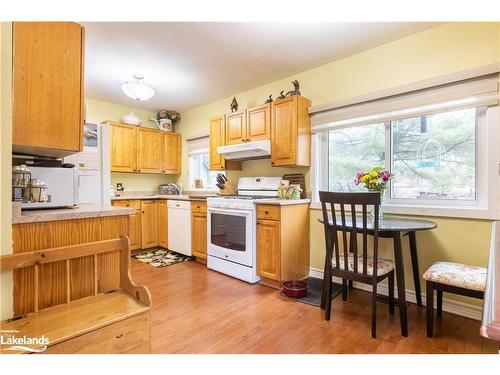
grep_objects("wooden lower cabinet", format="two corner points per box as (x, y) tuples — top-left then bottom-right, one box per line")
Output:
(256, 203), (310, 288)
(43, 311), (151, 354)
(112, 199), (170, 251)
(158, 201), (168, 248)
(111, 200), (141, 250)
(256, 219), (281, 280)
(191, 215), (207, 259)
(141, 200), (159, 249)
(191, 201), (207, 259)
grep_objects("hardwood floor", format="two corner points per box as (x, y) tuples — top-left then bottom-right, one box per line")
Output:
(131, 259), (498, 354)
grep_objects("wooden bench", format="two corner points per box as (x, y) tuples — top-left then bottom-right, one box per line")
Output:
(0, 236), (152, 354)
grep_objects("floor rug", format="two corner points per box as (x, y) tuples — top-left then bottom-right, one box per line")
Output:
(281, 277), (342, 307)
(133, 248), (193, 268)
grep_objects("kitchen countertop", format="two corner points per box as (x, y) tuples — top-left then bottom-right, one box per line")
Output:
(254, 198), (311, 206)
(111, 194), (210, 201)
(12, 202), (135, 224)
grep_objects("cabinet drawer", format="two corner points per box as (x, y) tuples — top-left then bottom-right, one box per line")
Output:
(112, 199), (141, 212)
(256, 205), (281, 221)
(43, 312), (151, 354)
(191, 201), (207, 213)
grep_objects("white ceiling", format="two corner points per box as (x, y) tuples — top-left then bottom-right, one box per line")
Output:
(83, 22), (438, 113)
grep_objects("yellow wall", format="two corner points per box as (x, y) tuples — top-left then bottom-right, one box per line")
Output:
(0, 22), (13, 320)
(85, 97), (177, 191)
(178, 22), (500, 305)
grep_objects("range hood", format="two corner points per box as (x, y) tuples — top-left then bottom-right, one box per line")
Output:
(217, 140), (271, 160)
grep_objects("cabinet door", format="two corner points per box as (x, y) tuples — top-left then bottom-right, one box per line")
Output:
(162, 133), (181, 174)
(13, 22), (84, 158)
(158, 201), (168, 248)
(225, 110), (247, 145)
(110, 125), (137, 172)
(271, 97), (297, 166)
(191, 212), (207, 258)
(209, 116), (226, 170)
(256, 219), (281, 281)
(137, 128), (163, 174)
(112, 200), (141, 250)
(247, 103), (270, 142)
(141, 201), (159, 249)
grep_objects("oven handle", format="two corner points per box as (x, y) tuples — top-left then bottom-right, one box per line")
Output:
(207, 207), (254, 216)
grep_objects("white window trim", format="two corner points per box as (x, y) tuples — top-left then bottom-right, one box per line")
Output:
(310, 106), (500, 220)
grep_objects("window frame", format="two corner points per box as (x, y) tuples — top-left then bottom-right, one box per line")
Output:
(188, 151), (221, 192)
(311, 105), (500, 219)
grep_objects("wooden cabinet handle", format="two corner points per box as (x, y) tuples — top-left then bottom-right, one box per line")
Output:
(265, 211), (269, 214)
(116, 333), (124, 339)
(241, 139), (245, 142)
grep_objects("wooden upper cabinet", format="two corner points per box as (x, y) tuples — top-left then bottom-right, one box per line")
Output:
(246, 103), (271, 142)
(137, 128), (163, 174)
(162, 133), (181, 174)
(209, 116), (241, 171)
(225, 110), (247, 145)
(12, 22), (85, 158)
(109, 122), (181, 175)
(110, 123), (137, 172)
(271, 95), (311, 167)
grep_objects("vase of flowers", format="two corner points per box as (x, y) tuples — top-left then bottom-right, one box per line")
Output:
(354, 167), (393, 218)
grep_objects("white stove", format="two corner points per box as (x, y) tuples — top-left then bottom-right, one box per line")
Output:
(206, 176), (282, 283)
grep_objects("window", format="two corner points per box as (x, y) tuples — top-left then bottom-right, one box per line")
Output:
(391, 109), (476, 201)
(327, 123), (385, 192)
(188, 152), (222, 190)
(313, 105), (499, 218)
(186, 135), (221, 191)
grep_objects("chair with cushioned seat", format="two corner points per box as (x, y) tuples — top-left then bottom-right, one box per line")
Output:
(423, 261), (486, 338)
(319, 191), (396, 338)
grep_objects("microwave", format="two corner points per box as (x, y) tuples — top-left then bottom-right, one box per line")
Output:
(21, 166), (79, 210)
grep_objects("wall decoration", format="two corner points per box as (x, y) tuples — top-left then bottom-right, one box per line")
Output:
(230, 97), (239, 112)
(83, 123), (98, 148)
(285, 80), (300, 97)
(265, 95), (273, 103)
(277, 90), (286, 100)
(153, 110), (181, 131)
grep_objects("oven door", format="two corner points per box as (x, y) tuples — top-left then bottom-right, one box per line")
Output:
(207, 207), (254, 267)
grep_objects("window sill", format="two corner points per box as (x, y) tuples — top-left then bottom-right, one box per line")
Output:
(309, 201), (499, 220)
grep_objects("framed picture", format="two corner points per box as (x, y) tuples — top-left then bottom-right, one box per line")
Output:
(83, 123), (98, 148)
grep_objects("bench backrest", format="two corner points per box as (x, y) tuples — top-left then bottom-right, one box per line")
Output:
(1, 235), (150, 314)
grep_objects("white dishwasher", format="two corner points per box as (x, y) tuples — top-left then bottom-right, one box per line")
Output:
(167, 200), (192, 256)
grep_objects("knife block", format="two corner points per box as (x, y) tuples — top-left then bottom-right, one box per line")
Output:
(218, 181), (237, 196)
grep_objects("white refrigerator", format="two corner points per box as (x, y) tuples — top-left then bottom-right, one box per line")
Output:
(64, 123), (111, 206)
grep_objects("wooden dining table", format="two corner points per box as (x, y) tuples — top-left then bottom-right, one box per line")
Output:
(318, 215), (437, 337)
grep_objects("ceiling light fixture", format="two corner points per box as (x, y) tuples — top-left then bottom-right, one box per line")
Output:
(121, 74), (155, 101)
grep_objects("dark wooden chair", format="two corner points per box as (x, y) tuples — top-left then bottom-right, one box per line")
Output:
(423, 262), (486, 338)
(319, 191), (395, 338)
